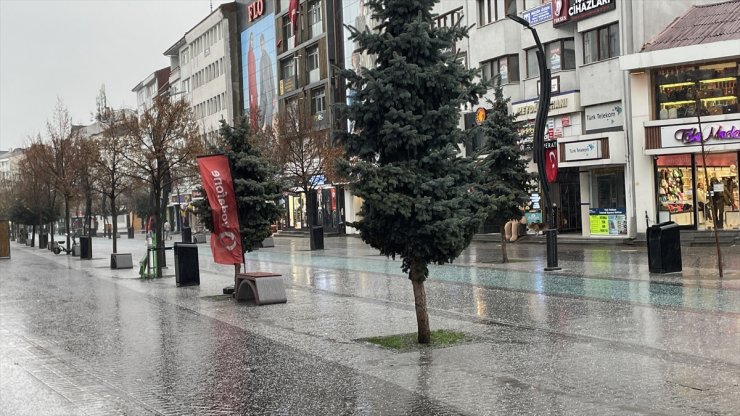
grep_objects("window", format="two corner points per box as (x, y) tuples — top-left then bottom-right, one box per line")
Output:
(526, 38), (574, 77)
(654, 61), (738, 119)
(282, 15), (294, 51)
(481, 55), (519, 84)
(436, 7), (463, 28)
(311, 87), (326, 116)
(478, 0), (517, 25)
(546, 38), (575, 72)
(307, 45), (320, 83)
(526, 47), (539, 78)
(583, 23), (619, 64)
(281, 57), (295, 81)
(308, 0), (323, 37)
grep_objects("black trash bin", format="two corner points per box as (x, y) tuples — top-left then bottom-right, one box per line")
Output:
(128, 227), (134, 239)
(79, 236), (92, 259)
(181, 226), (192, 243)
(310, 226), (324, 250)
(174, 242), (200, 286)
(647, 221), (682, 273)
(39, 234), (48, 249)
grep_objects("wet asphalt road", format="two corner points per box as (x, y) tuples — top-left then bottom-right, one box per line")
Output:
(1, 235), (739, 415)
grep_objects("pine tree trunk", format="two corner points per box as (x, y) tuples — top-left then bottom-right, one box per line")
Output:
(500, 224), (509, 263)
(410, 263), (430, 344)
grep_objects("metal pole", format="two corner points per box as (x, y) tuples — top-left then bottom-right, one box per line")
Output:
(508, 14), (560, 271)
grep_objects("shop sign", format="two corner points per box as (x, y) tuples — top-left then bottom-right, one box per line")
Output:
(561, 115), (571, 127)
(522, 3), (553, 26)
(517, 120), (536, 150)
(248, 0), (265, 22)
(191, 189), (203, 199)
(584, 101), (623, 132)
(310, 175), (326, 186)
(660, 120), (740, 148)
(564, 139), (602, 161)
(553, 0), (616, 28)
(525, 211), (542, 224)
(512, 92), (579, 121)
(588, 207), (627, 235)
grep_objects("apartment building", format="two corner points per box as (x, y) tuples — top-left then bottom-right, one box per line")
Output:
(131, 67), (171, 114)
(234, 0), (345, 233)
(164, 2), (241, 145)
(432, 0), (730, 238)
(621, 1), (740, 233)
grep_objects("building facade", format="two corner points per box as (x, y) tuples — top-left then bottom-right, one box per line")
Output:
(621, 1), (740, 233)
(164, 2), (241, 145)
(131, 67), (171, 114)
(432, 0), (730, 238)
(235, 0), (345, 233)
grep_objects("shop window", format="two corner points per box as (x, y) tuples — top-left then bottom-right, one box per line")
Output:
(695, 153), (739, 230)
(583, 23), (619, 65)
(481, 55), (519, 84)
(654, 61), (738, 120)
(589, 168), (627, 236)
(656, 154), (695, 226)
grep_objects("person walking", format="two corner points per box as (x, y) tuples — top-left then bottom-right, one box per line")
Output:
(164, 221), (171, 240)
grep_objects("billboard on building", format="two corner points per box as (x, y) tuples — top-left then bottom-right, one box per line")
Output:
(241, 3), (278, 130)
(342, 0), (379, 132)
(552, 0), (616, 27)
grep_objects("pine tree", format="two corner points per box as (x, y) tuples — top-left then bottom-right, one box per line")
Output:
(478, 79), (535, 263)
(340, 0), (490, 344)
(195, 118), (284, 274)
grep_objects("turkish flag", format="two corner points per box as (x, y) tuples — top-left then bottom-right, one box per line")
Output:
(197, 155), (243, 265)
(545, 147), (558, 183)
(289, 0), (299, 30)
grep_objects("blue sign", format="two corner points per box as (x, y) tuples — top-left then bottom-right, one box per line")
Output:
(522, 3), (552, 26)
(589, 208), (626, 215)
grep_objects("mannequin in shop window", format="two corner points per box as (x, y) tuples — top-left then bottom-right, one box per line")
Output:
(697, 182), (710, 223)
(709, 174), (733, 229)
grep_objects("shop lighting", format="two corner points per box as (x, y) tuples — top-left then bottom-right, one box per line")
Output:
(699, 77), (736, 83)
(701, 96), (738, 102)
(660, 100), (696, 106)
(658, 82), (695, 89)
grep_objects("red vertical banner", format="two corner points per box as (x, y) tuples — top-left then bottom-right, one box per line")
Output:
(544, 141), (558, 183)
(197, 155), (243, 265)
(330, 188), (336, 211)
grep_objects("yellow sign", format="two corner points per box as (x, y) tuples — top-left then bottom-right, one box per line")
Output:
(475, 107), (487, 125)
(589, 214), (609, 235)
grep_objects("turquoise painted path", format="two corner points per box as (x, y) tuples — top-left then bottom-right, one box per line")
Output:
(250, 250), (740, 314)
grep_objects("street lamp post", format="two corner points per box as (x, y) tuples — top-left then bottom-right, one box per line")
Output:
(508, 14), (560, 271)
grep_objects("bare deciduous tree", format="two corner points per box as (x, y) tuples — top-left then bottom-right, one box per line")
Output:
(274, 100), (343, 248)
(122, 97), (204, 278)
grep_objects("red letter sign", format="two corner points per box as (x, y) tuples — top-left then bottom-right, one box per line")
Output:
(197, 155), (243, 265)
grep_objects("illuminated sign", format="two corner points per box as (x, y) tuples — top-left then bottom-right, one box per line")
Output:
(660, 120), (740, 148)
(475, 107), (487, 125)
(248, 0), (264, 22)
(552, 0), (616, 28)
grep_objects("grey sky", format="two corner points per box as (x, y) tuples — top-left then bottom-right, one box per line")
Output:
(0, 0), (231, 151)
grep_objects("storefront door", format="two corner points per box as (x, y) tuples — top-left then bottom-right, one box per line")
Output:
(554, 168), (582, 232)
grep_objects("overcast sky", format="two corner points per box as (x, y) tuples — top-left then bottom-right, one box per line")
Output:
(0, 0), (232, 151)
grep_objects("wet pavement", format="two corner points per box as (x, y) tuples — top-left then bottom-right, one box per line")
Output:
(1, 234), (739, 415)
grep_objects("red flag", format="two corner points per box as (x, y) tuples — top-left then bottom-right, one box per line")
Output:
(197, 155), (243, 265)
(545, 147), (558, 183)
(290, 0), (298, 46)
(289, 0), (298, 30)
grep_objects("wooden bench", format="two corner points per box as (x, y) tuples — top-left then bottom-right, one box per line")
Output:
(234, 272), (286, 305)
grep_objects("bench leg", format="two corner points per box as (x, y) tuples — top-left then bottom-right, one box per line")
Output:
(235, 280), (258, 303)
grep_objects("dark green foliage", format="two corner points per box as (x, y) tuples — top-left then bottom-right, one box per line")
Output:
(339, 0), (490, 280)
(478, 79), (535, 222)
(194, 118), (284, 253)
